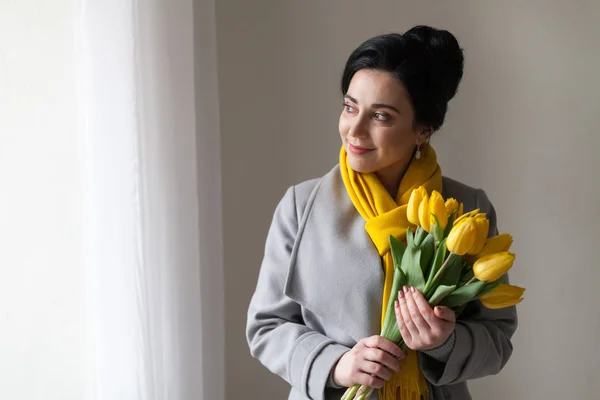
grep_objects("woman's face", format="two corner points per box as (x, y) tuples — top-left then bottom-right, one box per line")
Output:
(339, 69), (429, 175)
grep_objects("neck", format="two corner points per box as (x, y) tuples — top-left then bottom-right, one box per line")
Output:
(375, 155), (413, 199)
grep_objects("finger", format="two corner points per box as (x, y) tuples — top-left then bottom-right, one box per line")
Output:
(360, 359), (393, 381)
(434, 306), (456, 323)
(398, 286), (419, 336)
(411, 287), (437, 325)
(406, 287), (431, 332)
(364, 347), (401, 373)
(363, 335), (405, 359)
(356, 372), (385, 390)
(395, 299), (412, 345)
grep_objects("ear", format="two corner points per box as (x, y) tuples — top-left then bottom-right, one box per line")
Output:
(416, 126), (434, 144)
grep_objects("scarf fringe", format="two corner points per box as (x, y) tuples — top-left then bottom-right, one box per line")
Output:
(379, 373), (429, 400)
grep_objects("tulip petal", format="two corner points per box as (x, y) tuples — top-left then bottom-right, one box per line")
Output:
(418, 193), (431, 232)
(472, 252), (515, 282)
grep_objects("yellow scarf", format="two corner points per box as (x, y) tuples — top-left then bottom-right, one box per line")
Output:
(340, 143), (442, 400)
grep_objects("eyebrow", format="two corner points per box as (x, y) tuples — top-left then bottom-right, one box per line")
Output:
(344, 94), (400, 114)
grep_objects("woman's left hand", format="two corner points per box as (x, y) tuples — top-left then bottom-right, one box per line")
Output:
(395, 286), (456, 351)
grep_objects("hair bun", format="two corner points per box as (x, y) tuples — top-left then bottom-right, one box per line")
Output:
(404, 26), (464, 103)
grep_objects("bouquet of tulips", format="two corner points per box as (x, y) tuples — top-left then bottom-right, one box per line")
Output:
(341, 186), (525, 400)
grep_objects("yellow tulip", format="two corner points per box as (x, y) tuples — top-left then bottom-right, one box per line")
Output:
(473, 251), (515, 282)
(407, 186), (427, 226)
(467, 215), (490, 255)
(445, 198), (459, 217)
(480, 284), (525, 309)
(476, 233), (513, 259)
(457, 202), (464, 218)
(429, 190), (448, 229)
(446, 217), (476, 255)
(418, 193), (431, 232)
(454, 208), (480, 225)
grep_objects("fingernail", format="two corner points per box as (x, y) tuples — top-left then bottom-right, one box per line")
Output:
(403, 286), (408, 293)
(395, 300), (399, 308)
(410, 287), (415, 293)
(398, 290), (404, 299)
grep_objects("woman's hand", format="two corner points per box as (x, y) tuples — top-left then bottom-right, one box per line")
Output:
(395, 286), (456, 351)
(332, 335), (405, 389)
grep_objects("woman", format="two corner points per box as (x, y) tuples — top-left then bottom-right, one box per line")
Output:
(246, 26), (518, 400)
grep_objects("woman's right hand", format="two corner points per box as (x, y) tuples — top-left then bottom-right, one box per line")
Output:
(332, 335), (405, 389)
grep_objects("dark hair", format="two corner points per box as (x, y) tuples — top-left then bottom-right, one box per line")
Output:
(341, 26), (464, 131)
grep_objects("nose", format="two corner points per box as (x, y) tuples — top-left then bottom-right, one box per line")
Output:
(347, 116), (369, 139)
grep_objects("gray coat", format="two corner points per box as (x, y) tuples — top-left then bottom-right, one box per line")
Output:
(246, 165), (518, 400)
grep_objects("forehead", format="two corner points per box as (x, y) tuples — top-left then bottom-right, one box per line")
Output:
(347, 69), (410, 105)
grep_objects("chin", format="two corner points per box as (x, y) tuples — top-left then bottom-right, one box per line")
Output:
(347, 156), (378, 173)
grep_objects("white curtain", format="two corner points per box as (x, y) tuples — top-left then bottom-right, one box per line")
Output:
(75, 1), (223, 399)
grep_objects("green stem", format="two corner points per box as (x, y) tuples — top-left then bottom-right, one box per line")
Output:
(465, 276), (478, 286)
(342, 384), (359, 400)
(356, 386), (374, 400)
(425, 253), (456, 296)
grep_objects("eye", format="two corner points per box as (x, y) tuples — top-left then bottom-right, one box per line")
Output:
(343, 103), (356, 113)
(374, 112), (390, 121)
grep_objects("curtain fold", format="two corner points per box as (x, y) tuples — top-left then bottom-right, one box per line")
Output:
(75, 1), (223, 398)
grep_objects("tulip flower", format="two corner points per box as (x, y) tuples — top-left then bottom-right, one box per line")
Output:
(446, 217), (476, 255)
(445, 198), (459, 217)
(454, 208), (480, 225)
(407, 186), (427, 226)
(467, 214), (490, 255)
(418, 193), (431, 232)
(429, 190), (448, 230)
(457, 202), (464, 218)
(473, 251), (515, 282)
(476, 233), (513, 259)
(480, 284), (525, 309)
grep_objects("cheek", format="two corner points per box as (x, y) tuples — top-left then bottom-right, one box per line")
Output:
(338, 115), (349, 138)
(377, 128), (415, 155)
(375, 128), (403, 147)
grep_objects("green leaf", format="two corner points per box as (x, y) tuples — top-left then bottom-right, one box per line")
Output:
(453, 303), (468, 318)
(381, 319), (402, 343)
(458, 268), (475, 288)
(428, 284), (456, 306)
(432, 214), (444, 243)
(443, 209), (458, 238)
(381, 264), (406, 338)
(441, 280), (487, 309)
(388, 235), (406, 271)
(406, 227), (414, 248)
(414, 226), (428, 247)
(419, 233), (435, 277)
(401, 229), (426, 291)
(436, 253), (463, 289)
(424, 239), (448, 292)
(477, 278), (503, 297)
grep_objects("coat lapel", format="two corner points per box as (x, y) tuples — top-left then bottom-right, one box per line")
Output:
(284, 165), (384, 343)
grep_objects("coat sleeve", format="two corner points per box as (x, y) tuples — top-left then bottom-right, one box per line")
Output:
(246, 186), (350, 400)
(419, 188), (519, 386)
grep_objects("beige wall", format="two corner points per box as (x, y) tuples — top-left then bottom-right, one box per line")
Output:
(216, 1), (600, 399)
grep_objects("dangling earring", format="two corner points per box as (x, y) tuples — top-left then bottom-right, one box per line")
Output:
(415, 143), (422, 160)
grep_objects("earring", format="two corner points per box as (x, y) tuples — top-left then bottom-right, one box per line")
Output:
(415, 143), (422, 160)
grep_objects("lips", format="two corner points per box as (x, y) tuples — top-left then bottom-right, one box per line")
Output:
(348, 142), (375, 156)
